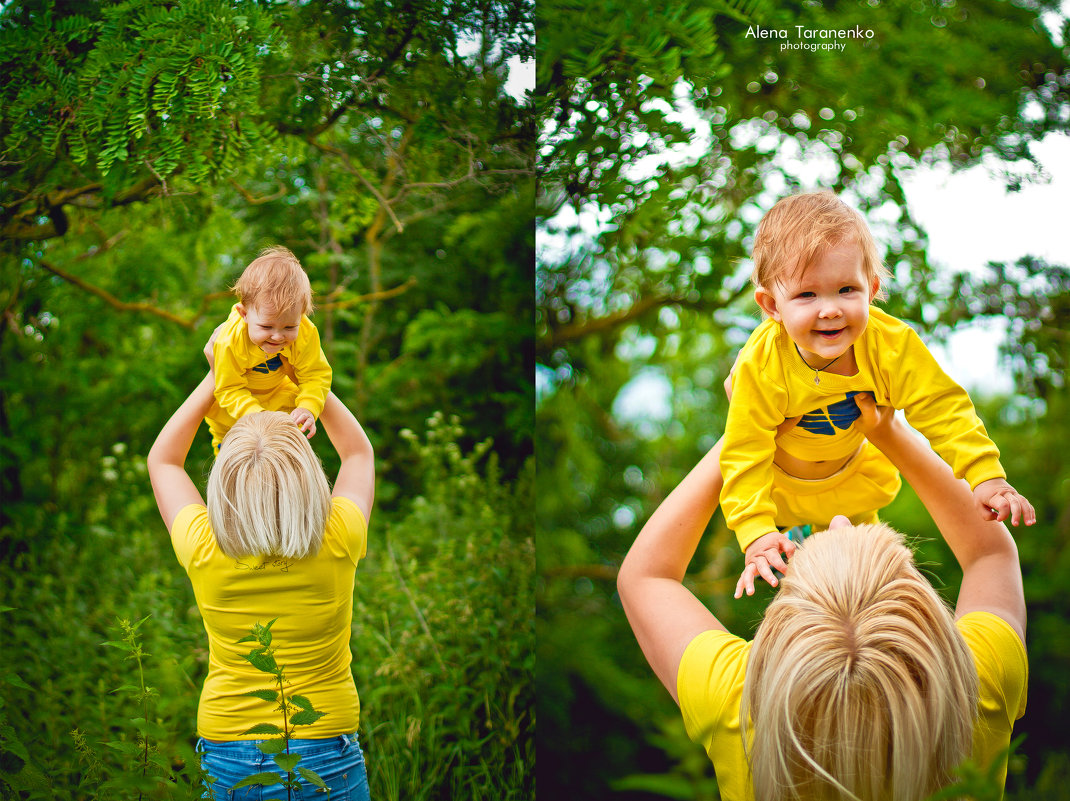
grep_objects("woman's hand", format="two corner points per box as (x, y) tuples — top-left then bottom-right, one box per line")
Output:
(203, 321), (226, 371)
(852, 392), (894, 438)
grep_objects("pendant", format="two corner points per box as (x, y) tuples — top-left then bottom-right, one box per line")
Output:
(814, 374), (820, 384)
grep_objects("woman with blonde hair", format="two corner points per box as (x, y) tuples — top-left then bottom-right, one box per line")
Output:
(617, 397), (1027, 800)
(148, 361), (375, 799)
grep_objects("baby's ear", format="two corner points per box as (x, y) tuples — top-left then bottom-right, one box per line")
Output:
(869, 275), (881, 299)
(236, 303), (247, 320)
(754, 288), (780, 321)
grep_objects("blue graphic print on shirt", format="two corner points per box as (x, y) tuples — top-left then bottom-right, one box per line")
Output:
(797, 391), (871, 436)
(251, 354), (284, 374)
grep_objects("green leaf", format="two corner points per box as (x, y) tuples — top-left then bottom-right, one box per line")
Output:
(242, 649), (278, 673)
(289, 694), (315, 712)
(233, 772), (283, 789)
(288, 709), (326, 726)
(257, 737), (288, 755)
(109, 684), (143, 695)
(3, 673), (31, 690)
(241, 723), (283, 736)
(273, 751), (301, 772)
(297, 766), (328, 789)
(243, 689), (279, 703)
(100, 639), (135, 652)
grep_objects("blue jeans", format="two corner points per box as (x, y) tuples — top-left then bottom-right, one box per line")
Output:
(197, 733), (370, 800)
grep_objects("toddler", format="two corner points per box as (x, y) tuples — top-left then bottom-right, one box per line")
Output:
(720, 192), (1034, 594)
(204, 246), (332, 454)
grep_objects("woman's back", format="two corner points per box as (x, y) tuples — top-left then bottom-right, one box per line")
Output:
(172, 496), (368, 740)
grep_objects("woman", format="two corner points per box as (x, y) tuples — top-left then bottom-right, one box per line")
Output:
(148, 368), (375, 800)
(617, 397), (1027, 800)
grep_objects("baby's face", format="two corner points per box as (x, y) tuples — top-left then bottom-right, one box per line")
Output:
(758, 241), (878, 368)
(239, 304), (302, 355)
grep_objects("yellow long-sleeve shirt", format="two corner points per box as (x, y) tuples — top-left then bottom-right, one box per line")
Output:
(720, 307), (1005, 550)
(212, 303), (333, 421)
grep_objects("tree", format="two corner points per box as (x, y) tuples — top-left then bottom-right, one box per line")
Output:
(0, 0), (535, 545)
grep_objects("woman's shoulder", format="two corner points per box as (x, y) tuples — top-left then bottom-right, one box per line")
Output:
(956, 611), (1027, 662)
(170, 503), (211, 570)
(677, 630), (752, 736)
(957, 611), (1027, 710)
(324, 496), (369, 564)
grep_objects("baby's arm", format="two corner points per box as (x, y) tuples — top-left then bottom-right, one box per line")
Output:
(213, 335), (265, 420)
(889, 325), (1034, 526)
(720, 357), (789, 552)
(732, 413), (805, 598)
(289, 319), (332, 437)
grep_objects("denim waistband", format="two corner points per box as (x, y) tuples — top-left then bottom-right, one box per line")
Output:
(195, 732), (359, 757)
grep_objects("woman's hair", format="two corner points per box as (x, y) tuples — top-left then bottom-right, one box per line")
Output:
(232, 246), (314, 316)
(207, 411), (331, 559)
(751, 191), (890, 300)
(741, 523), (978, 801)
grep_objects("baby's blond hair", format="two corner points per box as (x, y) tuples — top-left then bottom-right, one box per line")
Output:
(752, 192), (890, 300)
(742, 523), (978, 801)
(232, 246), (314, 316)
(207, 411), (331, 559)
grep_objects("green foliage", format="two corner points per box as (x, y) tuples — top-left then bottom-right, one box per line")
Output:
(70, 616), (212, 800)
(352, 414), (535, 800)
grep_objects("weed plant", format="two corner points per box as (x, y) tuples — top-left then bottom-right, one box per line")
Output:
(230, 618), (331, 797)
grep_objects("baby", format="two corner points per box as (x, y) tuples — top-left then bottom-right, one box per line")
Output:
(720, 192), (1034, 594)
(204, 246), (332, 454)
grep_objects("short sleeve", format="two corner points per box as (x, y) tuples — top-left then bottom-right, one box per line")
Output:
(327, 496), (368, 566)
(170, 504), (212, 571)
(677, 629), (751, 744)
(958, 611), (1028, 723)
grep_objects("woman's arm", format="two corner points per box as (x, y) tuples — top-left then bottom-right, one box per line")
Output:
(617, 440), (729, 703)
(147, 372), (214, 531)
(857, 396), (1026, 642)
(319, 393), (375, 523)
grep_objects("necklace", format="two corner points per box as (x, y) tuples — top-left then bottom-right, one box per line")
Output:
(795, 344), (846, 384)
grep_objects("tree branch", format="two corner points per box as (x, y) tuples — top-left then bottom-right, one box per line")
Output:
(307, 139), (405, 233)
(538, 294), (677, 355)
(36, 260), (228, 328)
(2, 178), (164, 241)
(228, 178), (288, 205)
(320, 276), (417, 311)
(538, 284), (752, 356)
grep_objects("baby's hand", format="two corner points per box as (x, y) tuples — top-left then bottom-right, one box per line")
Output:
(973, 477), (1035, 527)
(291, 407), (317, 439)
(734, 530), (797, 599)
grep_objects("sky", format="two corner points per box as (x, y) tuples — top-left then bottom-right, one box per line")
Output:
(899, 132), (1070, 394)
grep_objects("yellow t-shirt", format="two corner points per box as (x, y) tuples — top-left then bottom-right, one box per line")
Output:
(721, 307), (1006, 549)
(677, 611), (1027, 801)
(171, 496), (368, 740)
